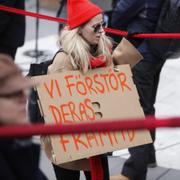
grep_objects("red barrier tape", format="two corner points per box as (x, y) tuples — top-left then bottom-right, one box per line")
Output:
(0, 5), (67, 24)
(105, 27), (180, 39)
(0, 116), (180, 138)
(1, 5), (180, 39)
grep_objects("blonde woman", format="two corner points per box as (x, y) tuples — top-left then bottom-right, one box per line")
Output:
(48, 1), (113, 180)
(49, 6), (112, 74)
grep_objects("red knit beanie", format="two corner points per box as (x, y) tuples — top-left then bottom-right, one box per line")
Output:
(67, 0), (102, 29)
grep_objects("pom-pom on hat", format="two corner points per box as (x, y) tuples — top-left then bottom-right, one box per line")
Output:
(67, 0), (102, 29)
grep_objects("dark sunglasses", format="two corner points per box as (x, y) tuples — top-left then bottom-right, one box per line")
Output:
(92, 22), (106, 33)
(0, 90), (26, 98)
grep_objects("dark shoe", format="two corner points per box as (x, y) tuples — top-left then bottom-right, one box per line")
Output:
(148, 148), (157, 168)
(148, 161), (157, 168)
(107, 152), (113, 156)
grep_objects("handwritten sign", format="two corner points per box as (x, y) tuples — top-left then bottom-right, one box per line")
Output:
(33, 65), (152, 164)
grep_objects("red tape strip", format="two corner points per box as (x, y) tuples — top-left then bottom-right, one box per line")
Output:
(1, 5), (180, 39)
(0, 5), (67, 23)
(0, 116), (180, 138)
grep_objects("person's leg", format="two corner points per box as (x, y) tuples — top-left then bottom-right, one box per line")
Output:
(102, 155), (110, 180)
(148, 130), (156, 167)
(122, 144), (149, 180)
(84, 155), (109, 180)
(84, 171), (91, 180)
(132, 59), (157, 116)
(148, 60), (165, 167)
(121, 57), (164, 180)
(52, 164), (80, 180)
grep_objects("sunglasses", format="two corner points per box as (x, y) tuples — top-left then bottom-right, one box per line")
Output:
(92, 22), (106, 33)
(0, 90), (27, 99)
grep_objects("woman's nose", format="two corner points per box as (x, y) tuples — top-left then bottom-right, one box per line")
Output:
(99, 26), (104, 33)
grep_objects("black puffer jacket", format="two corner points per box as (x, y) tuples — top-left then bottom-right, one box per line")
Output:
(111, 0), (163, 35)
(148, 0), (180, 60)
(0, 0), (25, 52)
(111, 0), (163, 48)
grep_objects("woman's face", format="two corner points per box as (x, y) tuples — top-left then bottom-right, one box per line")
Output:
(79, 14), (105, 45)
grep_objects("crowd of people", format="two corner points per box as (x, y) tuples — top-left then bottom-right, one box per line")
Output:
(0, 0), (179, 180)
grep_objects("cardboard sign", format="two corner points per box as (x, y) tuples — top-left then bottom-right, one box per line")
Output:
(33, 65), (152, 165)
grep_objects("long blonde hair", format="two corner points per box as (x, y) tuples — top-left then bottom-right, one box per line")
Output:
(59, 26), (112, 73)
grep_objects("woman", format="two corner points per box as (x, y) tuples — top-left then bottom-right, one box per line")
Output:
(48, 0), (113, 179)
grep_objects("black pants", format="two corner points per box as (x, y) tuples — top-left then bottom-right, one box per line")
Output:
(53, 165), (91, 180)
(122, 54), (165, 180)
(122, 131), (156, 180)
(52, 155), (109, 180)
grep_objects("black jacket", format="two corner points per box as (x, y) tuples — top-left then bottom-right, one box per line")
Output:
(111, 0), (163, 49)
(0, 0), (25, 51)
(148, 0), (180, 60)
(112, 0), (163, 35)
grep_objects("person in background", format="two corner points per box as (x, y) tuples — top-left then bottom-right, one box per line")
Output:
(0, 0), (25, 59)
(148, 0), (180, 61)
(110, 0), (164, 180)
(47, 0), (112, 179)
(0, 53), (31, 124)
(0, 54), (47, 180)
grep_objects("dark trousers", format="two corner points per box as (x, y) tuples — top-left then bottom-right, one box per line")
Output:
(52, 155), (109, 180)
(53, 165), (91, 180)
(122, 53), (165, 180)
(122, 131), (156, 180)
